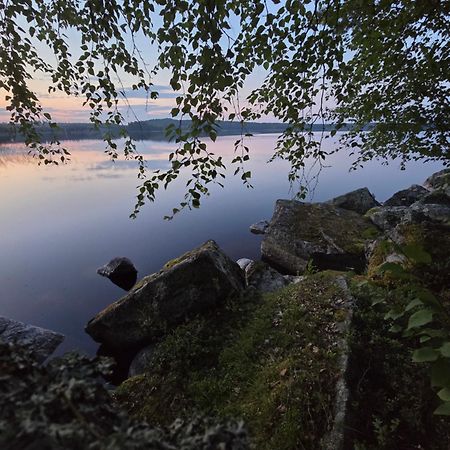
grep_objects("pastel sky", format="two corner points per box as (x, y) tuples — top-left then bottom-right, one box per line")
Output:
(0, 2), (330, 125)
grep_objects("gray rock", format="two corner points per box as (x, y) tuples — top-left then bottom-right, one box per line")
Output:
(0, 316), (64, 363)
(128, 344), (157, 377)
(86, 240), (245, 351)
(249, 220), (269, 235)
(367, 202), (450, 232)
(325, 187), (380, 215)
(383, 184), (428, 207)
(236, 258), (254, 271)
(424, 168), (450, 195)
(261, 200), (378, 274)
(97, 257), (137, 291)
(246, 261), (288, 293)
(409, 202), (450, 226)
(366, 206), (409, 231)
(416, 190), (450, 207)
(322, 277), (354, 450)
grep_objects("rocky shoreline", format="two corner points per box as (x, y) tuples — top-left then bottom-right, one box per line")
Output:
(2, 168), (449, 449)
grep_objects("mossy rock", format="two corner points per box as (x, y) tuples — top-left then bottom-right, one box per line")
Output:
(261, 200), (380, 274)
(115, 273), (353, 450)
(86, 240), (245, 352)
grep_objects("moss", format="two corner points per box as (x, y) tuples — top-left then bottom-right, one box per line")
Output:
(345, 280), (450, 449)
(115, 273), (349, 449)
(367, 239), (392, 278)
(362, 225), (380, 240)
(364, 206), (381, 218)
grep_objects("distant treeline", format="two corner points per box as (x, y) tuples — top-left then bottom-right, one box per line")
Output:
(0, 119), (354, 144)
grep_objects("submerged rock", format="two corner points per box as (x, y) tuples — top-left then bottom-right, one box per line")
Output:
(383, 184), (428, 207)
(261, 200), (378, 274)
(97, 257), (138, 291)
(0, 316), (64, 363)
(86, 240), (245, 351)
(325, 187), (380, 215)
(249, 220), (269, 235)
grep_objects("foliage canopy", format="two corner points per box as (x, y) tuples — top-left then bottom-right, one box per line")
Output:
(1, 0), (449, 214)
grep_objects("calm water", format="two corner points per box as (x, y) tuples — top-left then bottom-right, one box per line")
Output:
(0, 135), (443, 354)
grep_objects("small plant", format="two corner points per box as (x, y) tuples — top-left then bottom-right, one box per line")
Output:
(304, 258), (318, 275)
(368, 240), (450, 416)
(0, 339), (248, 450)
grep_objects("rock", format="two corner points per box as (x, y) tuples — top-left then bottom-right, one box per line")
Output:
(249, 220), (269, 235)
(367, 201), (450, 231)
(128, 344), (157, 377)
(246, 261), (288, 293)
(0, 316), (64, 363)
(261, 200), (378, 274)
(236, 258), (253, 271)
(409, 202), (450, 226)
(424, 168), (450, 195)
(416, 190), (450, 207)
(322, 277), (354, 450)
(366, 206), (409, 231)
(383, 184), (428, 207)
(97, 257), (138, 291)
(86, 240), (245, 351)
(325, 187), (380, 215)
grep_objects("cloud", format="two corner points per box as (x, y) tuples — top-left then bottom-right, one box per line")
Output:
(119, 85), (178, 100)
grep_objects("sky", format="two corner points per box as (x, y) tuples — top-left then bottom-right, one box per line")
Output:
(0, 7), (270, 124)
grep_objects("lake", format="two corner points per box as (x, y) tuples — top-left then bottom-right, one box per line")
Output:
(0, 134), (443, 354)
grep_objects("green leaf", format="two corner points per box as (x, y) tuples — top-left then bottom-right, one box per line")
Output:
(412, 347), (439, 362)
(439, 342), (450, 358)
(437, 388), (450, 402)
(405, 298), (423, 311)
(402, 244), (432, 264)
(407, 309), (433, 330)
(434, 402), (450, 416)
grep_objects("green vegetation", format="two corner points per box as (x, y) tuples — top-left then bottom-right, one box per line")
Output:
(344, 221), (450, 447)
(115, 273), (349, 449)
(0, 340), (248, 450)
(1, 1), (448, 214)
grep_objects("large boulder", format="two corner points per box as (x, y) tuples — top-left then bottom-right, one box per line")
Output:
(383, 184), (428, 207)
(0, 316), (64, 363)
(424, 168), (450, 195)
(86, 240), (245, 351)
(366, 201), (450, 231)
(261, 200), (379, 274)
(325, 187), (380, 215)
(97, 257), (137, 291)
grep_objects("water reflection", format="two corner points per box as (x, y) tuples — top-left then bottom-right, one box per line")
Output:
(0, 135), (443, 354)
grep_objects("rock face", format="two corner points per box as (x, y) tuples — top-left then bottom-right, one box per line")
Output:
(246, 261), (289, 293)
(0, 316), (64, 363)
(249, 220), (269, 235)
(383, 184), (428, 207)
(86, 240), (245, 351)
(325, 187), (380, 215)
(424, 168), (450, 195)
(365, 206), (408, 231)
(261, 200), (378, 274)
(367, 202), (450, 231)
(97, 257), (138, 291)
